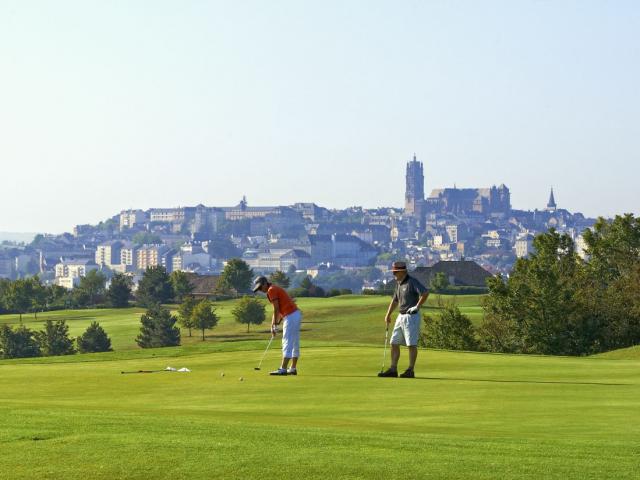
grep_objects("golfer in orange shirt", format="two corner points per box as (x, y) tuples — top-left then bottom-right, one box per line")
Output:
(253, 276), (302, 376)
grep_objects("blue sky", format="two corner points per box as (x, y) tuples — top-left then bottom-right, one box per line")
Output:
(1, 1), (638, 233)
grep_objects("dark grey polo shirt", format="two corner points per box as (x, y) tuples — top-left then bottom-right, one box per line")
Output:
(393, 274), (428, 314)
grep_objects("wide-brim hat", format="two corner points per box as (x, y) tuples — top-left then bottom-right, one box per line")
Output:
(391, 261), (408, 272)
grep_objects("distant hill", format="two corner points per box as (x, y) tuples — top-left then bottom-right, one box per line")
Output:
(0, 232), (38, 243)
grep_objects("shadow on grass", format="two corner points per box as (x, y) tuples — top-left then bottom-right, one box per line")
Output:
(306, 374), (632, 386)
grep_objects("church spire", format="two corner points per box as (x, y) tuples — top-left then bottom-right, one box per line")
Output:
(546, 187), (557, 211)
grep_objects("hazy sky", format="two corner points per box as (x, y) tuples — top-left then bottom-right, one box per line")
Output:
(1, 1), (639, 233)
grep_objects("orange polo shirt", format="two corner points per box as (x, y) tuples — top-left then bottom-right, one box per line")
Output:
(266, 285), (298, 318)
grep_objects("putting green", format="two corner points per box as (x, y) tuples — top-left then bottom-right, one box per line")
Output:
(1, 344), (639, 479)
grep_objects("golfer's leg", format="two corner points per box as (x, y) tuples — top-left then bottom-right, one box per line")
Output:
(281, 317), (291, 369)
(389, 314), (405, 371)
(390, 344), (400, 369)
(408, 346), (418, 369)
(290, 312), (301, 369)
(406, 313), (420, 370)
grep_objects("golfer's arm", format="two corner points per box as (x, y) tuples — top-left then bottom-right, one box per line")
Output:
(416, 291), (429, 308)
(386, 299), (398, 317)
(271, 299), (281, 324)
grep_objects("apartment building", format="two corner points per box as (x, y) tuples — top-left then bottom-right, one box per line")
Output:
(137, 245), (174, 272)
(95, 241), (123, 267)
(119, 210), (148, 230)
(55, 258), (99, 289)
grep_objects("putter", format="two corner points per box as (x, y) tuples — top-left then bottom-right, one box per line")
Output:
(254, 334), (275, 371)
(380, 327), (389, 373)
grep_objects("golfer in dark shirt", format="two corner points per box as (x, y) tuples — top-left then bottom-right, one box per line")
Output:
(379, 261), (429, 378)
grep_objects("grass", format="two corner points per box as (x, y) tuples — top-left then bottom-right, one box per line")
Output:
(0, 294), (486, 351)
(593, 345), (640, 360)
(1, 294), (639, 479)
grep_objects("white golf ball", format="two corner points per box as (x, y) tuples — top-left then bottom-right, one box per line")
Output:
(239, 377), (244, 382)
(221, 372), (225, 377)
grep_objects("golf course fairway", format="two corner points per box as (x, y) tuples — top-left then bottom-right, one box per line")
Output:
(1, 343), (639, 479)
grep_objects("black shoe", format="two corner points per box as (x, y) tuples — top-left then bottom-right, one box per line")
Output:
(269, 369), (287, 376)
(378, 368), (398, 378)
(286, 368), (297, 376)
(399, 368), (415, 378)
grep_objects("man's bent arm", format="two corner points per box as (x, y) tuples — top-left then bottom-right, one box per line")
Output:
(385, 299), (398, 326)
(416, 292), (429, 309)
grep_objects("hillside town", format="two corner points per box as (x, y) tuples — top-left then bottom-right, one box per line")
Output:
(0, 155), (595, 291)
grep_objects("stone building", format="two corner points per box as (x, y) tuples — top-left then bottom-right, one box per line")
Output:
(404, 154), (425, 218)
(427, 184), (510, 216)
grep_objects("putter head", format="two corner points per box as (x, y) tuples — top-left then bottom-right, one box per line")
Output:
(254, 367), (261, 370)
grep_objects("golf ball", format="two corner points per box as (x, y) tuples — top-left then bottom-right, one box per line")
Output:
(239, 377), (244, 382)
(221, 372), (225, 377)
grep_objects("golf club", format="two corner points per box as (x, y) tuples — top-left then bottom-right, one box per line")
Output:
(120, 366), (190, 374)
(255, 334), (275, 370)
(120, 369), (166, 374)
(380, 327), (389, 373)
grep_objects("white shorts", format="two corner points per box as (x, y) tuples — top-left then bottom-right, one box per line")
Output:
(282, 309), (302, 358)
(390, 313), (421, 346)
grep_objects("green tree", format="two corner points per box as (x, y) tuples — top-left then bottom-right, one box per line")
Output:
(205, 237), (240, 259)
(292, 276), (325, 298)
(132, 232), (162, 246)
(475, 275), (521, 353)
(576, 214), (640, 351)
(219, 259), (253, 296)
(268, 270), (290, 288)
(300, 276), (313, 290)
(35, 320), (76, 356)
(136, 266), (173, 307)
(192, 300), (219, 340)
(479, 230), (582, 355)
(71, 286), (91, 308)
(29, 234), (46, 248)
(107, 273), (133, 308)
(29, 276), (48, 319)
(170, 271), (194, 302)
(430, 272), (450, 293)
(420, 299), (478, 351)
(232, 296), (266, 333)
(582, 214), (640, 283)
(4, 279), (32, 322)
(136, 304), (181, 348)
(0, 325), (40, 359)
(76, 270), (107, 306)
(46, 284), (69, 309)
(0, 278), (10, 313)
(77, 322), (113, 353)
(177, 296), (198, 337)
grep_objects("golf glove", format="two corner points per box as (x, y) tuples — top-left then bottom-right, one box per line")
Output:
(406, 305), (420, 315)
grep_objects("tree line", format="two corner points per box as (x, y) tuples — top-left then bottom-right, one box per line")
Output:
(0, 320), (112, 359)
(422, 214), (640, 356)
(0, 267), (198, 317)
(1, 257), (352, 359)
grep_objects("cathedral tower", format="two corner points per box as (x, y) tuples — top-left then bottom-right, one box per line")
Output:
(404, 154), (425, 217)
